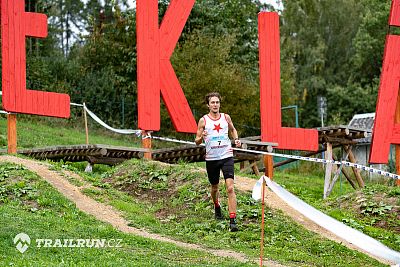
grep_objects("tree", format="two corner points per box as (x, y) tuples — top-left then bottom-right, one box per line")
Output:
(172, 31), (260, 136)
(280, 0), (363, 127)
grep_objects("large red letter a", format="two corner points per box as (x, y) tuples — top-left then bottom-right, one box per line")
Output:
(1, 0), (70, 118)
(137, 0), (197, 133)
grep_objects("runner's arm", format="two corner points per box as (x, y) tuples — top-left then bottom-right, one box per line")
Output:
(195, 117), (206, 145)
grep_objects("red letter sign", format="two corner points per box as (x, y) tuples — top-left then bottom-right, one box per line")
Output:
(137, 0), (197, 133)
(1, 0), (70, 118)
(369, 35), (400, 163)
(389, 0), (400, 27)
(258, 12), (318, 151)
(370, 0), (400, 163)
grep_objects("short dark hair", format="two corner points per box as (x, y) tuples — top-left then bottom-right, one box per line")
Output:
(205, 92), (221, 104)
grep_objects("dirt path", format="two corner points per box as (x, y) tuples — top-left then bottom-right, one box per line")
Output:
(0, 156), (286, 267)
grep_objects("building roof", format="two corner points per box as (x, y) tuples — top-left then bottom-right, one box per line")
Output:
(348, 113), (375, 131)
(348, 113), (375, 144)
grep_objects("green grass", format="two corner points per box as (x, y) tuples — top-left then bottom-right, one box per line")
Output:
(0, 163), (252, 266)
(0, 116), (191, 149)
(55, 160), (386, 267)
(0, 116), (139, 149)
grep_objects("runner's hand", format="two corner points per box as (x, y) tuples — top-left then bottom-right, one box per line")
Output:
(234, 139), (241, 148)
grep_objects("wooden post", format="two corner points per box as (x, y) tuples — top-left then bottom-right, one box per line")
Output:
(395, 91), (400, 186)
(259, 177), (266, 267)
(323, 142), (333, 198)
(7, 114), (17, 154)
(259, 154), (273, 266)
(263, 155), (273, 179)
(396, 146), (400, 186)
(142, 131), (152, 159)
(83, 103), (89, 144)
(344, 145), (365, 188)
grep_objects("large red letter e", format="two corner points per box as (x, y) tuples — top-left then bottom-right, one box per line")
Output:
(137, 0), (197, 133)
(1, 0), (70, 118)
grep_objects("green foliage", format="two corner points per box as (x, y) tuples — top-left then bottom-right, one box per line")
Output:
(172, 30), (259, 136)
(360, 201), (392, 216)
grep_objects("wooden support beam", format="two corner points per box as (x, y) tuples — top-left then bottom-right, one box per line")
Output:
(332, 155), (357, 189)
(344, 145), (365, 188)
(250, 160), (260, 176)
(240, 160), (260, 176)
(323, 142), (333, 199)
(7, 114), (17, 154)
(396, 90), (400, 186)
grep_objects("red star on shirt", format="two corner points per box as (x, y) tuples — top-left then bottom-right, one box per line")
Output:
(213, 123), (222, 133)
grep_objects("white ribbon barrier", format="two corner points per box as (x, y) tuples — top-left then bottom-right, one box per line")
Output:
(252, 176), (400, 265)
(79, 104), (141, 135)
(152, 135), (400, 181)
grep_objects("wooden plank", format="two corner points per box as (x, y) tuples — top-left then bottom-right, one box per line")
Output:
(7, 114), (17, 154)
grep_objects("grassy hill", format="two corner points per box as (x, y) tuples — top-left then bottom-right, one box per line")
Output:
(0, 116), (398, 266)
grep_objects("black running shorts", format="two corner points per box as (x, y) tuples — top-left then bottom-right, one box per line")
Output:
(205, 157), (235, 185)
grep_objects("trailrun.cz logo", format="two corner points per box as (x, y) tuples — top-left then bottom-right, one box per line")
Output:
(13, 233), (123, 253)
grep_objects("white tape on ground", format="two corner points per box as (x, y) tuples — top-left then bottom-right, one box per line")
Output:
(252, 176), (400, 265)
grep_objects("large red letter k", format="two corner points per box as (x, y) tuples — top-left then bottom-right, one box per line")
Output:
(137, 0), (197, 133)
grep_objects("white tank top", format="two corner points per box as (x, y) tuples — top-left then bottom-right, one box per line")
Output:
(203, 113), (233, 161)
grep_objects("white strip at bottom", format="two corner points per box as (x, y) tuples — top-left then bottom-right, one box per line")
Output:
(253, 176), (400, 265)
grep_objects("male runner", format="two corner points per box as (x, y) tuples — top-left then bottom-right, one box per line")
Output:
(195, 92), (241, 232)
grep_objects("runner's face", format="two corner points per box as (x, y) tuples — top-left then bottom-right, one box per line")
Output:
(208, 97), (220, 114)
